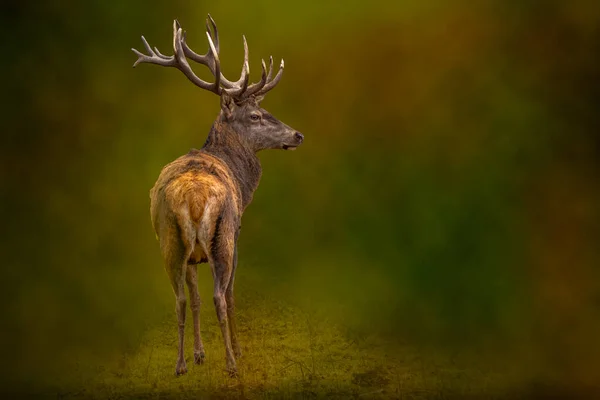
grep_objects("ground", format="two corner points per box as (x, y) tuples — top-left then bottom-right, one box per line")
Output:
(39, 288), (522, 399)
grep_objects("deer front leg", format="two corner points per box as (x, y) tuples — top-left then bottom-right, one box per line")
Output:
(186, 264), (205, 364)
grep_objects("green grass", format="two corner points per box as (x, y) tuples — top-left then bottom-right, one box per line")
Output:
(41, 287), (523, 399)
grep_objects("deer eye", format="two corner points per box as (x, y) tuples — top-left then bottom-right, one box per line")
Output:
(250, 114), (260, 121)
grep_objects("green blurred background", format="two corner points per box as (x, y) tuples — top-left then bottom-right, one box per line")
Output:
(2, 0), (599, 395)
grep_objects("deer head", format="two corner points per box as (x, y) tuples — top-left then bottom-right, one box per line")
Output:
(132, 15), (303, 152)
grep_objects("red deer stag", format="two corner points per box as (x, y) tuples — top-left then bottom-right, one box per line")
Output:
(132, 15), (303, 376)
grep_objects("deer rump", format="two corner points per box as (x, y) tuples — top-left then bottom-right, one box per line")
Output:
(150, 149), (241, 266)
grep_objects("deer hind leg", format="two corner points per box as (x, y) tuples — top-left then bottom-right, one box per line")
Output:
(161, 208), (197, 376)
(226, 231), (241, 359)
(185, 264), (205, 364)
(162, 234), (190, 376)
(206, 213), (237, 376)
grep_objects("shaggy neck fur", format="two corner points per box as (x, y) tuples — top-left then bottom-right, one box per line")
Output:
(202, 117), (262, 209)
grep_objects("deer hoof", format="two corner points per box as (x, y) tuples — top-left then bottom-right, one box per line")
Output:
(234, 346), (242, 359)
(194, 351), (205, 365)
(175, 361), (188, 376)
(226, 360), (238, 378)
(227, 367), (238, 378)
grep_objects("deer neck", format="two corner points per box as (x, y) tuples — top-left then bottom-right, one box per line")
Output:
(202, 119), (262, 209)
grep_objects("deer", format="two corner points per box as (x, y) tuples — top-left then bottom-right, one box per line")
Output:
(132, 15), (303, 377)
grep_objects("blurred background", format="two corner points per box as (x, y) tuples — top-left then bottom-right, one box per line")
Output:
(1, 0), (599, 395)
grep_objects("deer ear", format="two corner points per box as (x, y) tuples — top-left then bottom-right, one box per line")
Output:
(254, 94), (265, 104)
(220, 93), (235, 119)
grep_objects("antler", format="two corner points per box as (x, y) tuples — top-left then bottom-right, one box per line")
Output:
(132, 20), (221, 95)
(132, 14), (285, 99)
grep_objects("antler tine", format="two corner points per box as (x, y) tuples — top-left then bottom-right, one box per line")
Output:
(140, 35), (153, 56)
(222, 35), (251, 95)
(243, 59), (268, 97)
(180, 25), (213, 66)
(223, 49), (250, 97)
(207, 14), (219, 53)
(172, 23), (220, 93)
(234, 36), (250, 84)
(256, 59), (284, 96)
(205, 31), (221, 94)
(205, 15), (252, 92)
(175, 16), (218, 70)
(266, 56), (274, 82)
(181, 19), (249, 92)
(154, 46), (172, 60)
(223, 61), (250, 97)
(132, 35), (176, 68)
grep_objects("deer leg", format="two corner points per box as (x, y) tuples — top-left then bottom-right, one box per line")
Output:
(186, 264), (205, 364)
(208, 223), (237, 376)
(163, 237), (189, 376)
(211, 257), (236, 375)
(226, 233), (241, 359)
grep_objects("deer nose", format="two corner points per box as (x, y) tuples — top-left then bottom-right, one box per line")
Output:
(294, 132), (304, 143)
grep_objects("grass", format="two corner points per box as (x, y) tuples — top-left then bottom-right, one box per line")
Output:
(33, 286), (526, 399)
